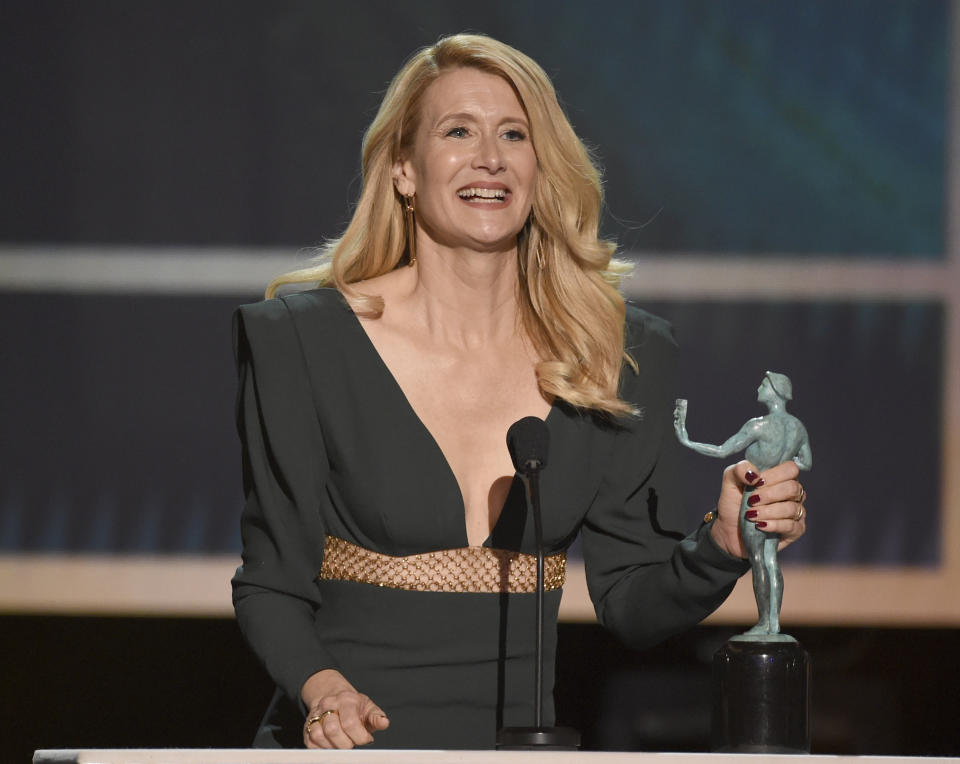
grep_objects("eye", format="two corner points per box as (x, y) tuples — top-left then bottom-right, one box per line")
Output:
(502, 128), (527, 141)
(445, 126), (469, 138)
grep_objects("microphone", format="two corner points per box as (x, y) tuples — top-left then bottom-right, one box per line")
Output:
(506, 416), (549, 474)
(497, 417), (580, 751)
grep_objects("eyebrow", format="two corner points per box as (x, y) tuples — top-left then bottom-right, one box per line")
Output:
(435, 111), (530, 127)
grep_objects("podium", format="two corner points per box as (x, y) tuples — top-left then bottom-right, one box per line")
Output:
(32, 750), (960, 763)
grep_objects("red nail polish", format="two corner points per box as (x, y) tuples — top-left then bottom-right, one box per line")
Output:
(756, 521), (767, 529)
(755, 478), (765, 487)
(747, 494), (761, 507)
(746, 510), (758, 519)
(745, 470), (758, 483)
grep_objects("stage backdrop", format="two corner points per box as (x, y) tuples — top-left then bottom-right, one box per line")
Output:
(1, 0), (958, 625)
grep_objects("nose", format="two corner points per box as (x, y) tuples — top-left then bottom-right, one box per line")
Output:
(472, 132), (505, 173)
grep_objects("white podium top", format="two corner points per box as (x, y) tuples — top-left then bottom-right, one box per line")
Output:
(32, 750), (960, 764)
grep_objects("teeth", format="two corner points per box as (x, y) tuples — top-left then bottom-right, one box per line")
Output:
(458, 187), (507, 201)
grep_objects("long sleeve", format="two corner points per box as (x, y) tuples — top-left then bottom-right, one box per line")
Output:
(581, 307), (749, 649)
(232, 298), (338, 706)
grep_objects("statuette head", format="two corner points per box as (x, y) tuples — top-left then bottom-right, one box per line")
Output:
(763, 371), (793, 401)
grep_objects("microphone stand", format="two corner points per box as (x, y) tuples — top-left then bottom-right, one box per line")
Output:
(495, 461), (580, 750)
(530, 468), (545, 728)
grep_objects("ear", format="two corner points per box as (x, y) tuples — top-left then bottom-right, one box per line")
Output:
(392, 157), (416, 198)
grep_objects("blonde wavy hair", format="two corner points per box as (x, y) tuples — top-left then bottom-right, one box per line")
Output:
(268, 33), (636, 416)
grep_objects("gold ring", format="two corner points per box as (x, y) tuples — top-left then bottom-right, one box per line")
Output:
(305, 709), (338, 733)
(794, 504), (805, 522)
(795, 485), (806, 504)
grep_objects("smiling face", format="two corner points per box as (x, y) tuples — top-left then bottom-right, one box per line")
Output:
(393, 67), (538, 254)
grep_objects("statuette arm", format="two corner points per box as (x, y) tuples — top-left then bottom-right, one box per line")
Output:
(794, 438), (813, 471)
(674, 399), (759, 458)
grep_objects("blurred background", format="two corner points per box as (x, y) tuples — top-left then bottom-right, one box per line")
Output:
(2, 0), (958, 758)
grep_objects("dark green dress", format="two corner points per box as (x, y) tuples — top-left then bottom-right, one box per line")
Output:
(232, 288), (748, 749)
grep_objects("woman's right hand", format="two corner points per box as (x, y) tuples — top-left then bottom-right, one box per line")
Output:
(301, 669), (390, 748)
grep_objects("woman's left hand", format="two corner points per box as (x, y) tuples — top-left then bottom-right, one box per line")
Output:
(710, 459), (807, 559)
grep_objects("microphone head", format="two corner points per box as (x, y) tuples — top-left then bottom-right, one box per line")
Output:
(506, 416), (550, 474)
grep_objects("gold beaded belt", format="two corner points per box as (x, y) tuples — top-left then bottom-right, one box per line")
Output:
(319, 535), (566, 594)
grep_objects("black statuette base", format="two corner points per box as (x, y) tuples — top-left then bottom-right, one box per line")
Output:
(496, 726), (581, 750)
(711, 638), (811, 753)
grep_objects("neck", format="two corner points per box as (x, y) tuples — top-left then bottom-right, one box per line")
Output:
(407, 235), (522, 348)
(765, 399), (786, 414)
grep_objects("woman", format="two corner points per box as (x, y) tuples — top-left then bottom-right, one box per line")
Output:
(233, 33), (808, 750)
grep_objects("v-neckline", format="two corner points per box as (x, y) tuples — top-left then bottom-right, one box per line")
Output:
(341, 299), (559, 548)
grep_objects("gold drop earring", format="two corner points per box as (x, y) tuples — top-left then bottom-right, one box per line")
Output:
(404, 195), (417, 267)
